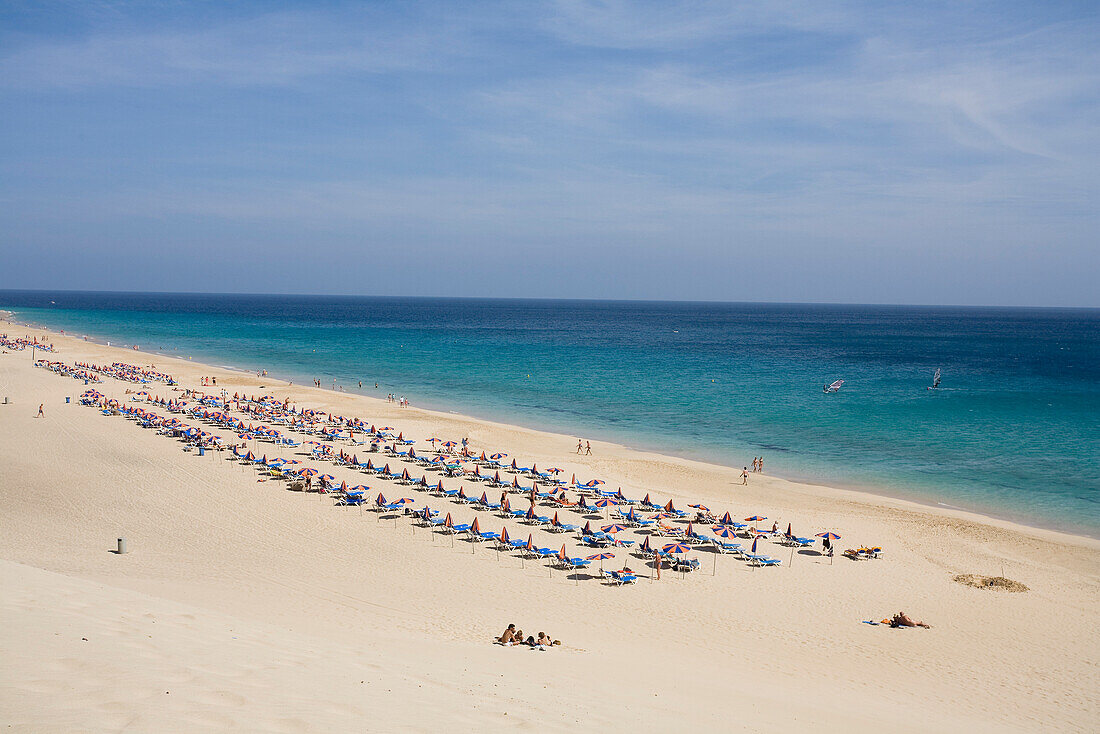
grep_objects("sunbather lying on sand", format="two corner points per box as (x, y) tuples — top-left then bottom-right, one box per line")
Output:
(890, 611), (931, 628)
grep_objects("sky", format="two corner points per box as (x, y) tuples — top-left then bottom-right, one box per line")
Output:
(1, 1), (1098, 306)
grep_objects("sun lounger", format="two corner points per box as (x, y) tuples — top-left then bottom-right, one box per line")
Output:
(601, 569), (638, 585)
(468, 528), (500, 542)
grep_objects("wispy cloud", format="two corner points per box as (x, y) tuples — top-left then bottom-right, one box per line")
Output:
(0, 1), (1097, 304)
(0, 6), (456, 88)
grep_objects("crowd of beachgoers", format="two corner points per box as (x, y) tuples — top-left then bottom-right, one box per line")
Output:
(55, 358), (890, 582)
(34, 359), (101, 383)
(1, 334), (56, 352)
(74, 361), (175, 384)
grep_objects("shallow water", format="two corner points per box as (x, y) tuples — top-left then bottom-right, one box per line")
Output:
(4, 291), (1098, 535)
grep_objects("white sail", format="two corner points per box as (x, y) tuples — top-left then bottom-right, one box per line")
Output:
(827, 379), (844, 392)
(932, 369), (941, 389)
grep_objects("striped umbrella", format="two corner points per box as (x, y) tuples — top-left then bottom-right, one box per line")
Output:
(601, 524), (627, 534)
(587, 551), (615, 572)
(713, 525), (738, 539)
(662, 542), (692, 554)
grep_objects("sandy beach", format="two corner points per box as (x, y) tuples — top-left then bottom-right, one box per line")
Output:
(1, 322), (1098, 733)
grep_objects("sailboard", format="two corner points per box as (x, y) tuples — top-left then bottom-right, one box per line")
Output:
(824, 379), (844, 393)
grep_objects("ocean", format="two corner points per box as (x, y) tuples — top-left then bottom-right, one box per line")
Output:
(3, 290), (1098, 536)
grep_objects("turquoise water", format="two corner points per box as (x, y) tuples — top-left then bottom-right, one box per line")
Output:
(4, 291), (1098, 536)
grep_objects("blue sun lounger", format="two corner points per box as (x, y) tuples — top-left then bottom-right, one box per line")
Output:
(602, 570), (638, 585)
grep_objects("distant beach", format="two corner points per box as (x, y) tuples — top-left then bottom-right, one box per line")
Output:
(3, 291), (1098, 537)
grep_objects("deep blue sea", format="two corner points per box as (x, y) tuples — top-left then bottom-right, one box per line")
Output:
(4, 291), (1098, 536)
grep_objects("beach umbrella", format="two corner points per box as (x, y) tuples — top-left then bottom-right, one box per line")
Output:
(640, 535), (652, 554)
(547, 467), (563, 474)
(582, 521), (592, 536)
(664, 500), (676, 512)
(593, 498), (618, 508)
(442, 440), (457, 449)
(299, 467), (319, 477)
(751, 536), (759, 554)
(601, 524), (627, 534)
(480, 491), (490, 505)
(688, 503), (710, 512)
(501, 526), (510, 544)
(444, 512), (454, 528)
(718, 511), (734, 525)
(491, 453), (507, 460)
(586, 552), (615, 571)
(642, 493), (653, 507)
(427, 437), (441, 446)
(745, 515), (766, 531)
(713, 525), (738, 539)
(392, 497), (414, 506)
(471, 517), (481, 534)
(376, 492), (388, 506)
(588, 479), (605, 486)
(662, 542), (691, 554)
(816, 531), (841, 564)
(786, 522), (792, 538)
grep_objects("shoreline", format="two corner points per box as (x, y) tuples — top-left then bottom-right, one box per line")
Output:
(5, 308), (1098, 544)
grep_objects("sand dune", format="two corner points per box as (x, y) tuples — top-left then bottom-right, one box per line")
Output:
(1, 324), (1098, 732)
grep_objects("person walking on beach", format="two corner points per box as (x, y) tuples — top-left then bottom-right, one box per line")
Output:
(740, 467), (749, 485)
(577, 439), (583, 454)
(585, 441), (592, 456)
(759, 456), (764, 473)
(36, 403), (44, 418)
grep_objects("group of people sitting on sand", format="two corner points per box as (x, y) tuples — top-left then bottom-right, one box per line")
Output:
(497, 624), (560, 650)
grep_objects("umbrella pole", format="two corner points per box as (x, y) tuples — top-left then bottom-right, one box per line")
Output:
(713, 552), (717, 576)
(789, 545), (794, 568)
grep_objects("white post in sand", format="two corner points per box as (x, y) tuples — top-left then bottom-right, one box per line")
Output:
(117, 537), (128, 554)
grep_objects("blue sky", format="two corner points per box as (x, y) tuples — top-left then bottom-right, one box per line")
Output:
(1, 0), (1098, 306)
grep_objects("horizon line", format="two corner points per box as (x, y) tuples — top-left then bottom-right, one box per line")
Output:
(0, 287), (1097, 312)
